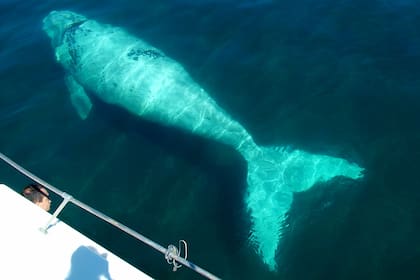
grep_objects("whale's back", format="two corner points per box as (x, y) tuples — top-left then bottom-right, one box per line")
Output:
(58, 20), (196, 114)
(52, 15), (253, 149)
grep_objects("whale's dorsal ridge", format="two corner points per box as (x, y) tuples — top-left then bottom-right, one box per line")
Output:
(65, 75), (92, 120)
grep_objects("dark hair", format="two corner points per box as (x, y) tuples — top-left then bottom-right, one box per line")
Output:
(22, 183), (49, 203)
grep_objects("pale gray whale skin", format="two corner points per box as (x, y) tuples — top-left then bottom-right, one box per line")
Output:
(43, 10), (364, 271)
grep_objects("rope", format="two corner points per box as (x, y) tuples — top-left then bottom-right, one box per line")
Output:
(0, 152), (221, 280)
(165, 240), (188, 271)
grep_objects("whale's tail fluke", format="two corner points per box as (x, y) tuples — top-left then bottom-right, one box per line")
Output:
(243, 146), (363, 271)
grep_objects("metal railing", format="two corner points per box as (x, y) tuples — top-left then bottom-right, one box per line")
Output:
(0, 152), (221, 280)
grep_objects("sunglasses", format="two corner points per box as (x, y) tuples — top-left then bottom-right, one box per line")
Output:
(29, 184), (50, 200)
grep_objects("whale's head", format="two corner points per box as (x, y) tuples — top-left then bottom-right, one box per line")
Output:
(43, 10), (87, 47)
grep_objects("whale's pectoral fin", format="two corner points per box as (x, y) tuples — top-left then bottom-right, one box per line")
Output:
(65, 75), (92, 120)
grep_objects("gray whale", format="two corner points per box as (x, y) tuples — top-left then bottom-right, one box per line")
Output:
(43, 10), (364, 271)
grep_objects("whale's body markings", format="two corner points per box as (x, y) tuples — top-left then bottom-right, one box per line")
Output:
(43, 10), (364, 271)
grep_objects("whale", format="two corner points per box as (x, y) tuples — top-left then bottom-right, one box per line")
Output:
(43, 10), (364, 271)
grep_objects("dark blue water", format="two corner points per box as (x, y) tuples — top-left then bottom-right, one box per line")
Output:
(1, 1), (420, 279)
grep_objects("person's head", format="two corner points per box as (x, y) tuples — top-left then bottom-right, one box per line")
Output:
(22, 183), (51, 211)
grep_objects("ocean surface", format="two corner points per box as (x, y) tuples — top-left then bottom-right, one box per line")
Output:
(1, 0), (419, 279)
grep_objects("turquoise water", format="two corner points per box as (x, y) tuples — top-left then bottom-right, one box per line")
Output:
(1, 1), (419, 279)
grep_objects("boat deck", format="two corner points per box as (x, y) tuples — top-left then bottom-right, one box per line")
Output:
(0, 183), (153, 280)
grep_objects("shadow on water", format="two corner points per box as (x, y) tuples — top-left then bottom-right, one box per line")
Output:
(66, 245), (112, 280)
(88, 91), (247, 177)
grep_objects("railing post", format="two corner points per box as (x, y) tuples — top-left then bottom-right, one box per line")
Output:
(40, 192), (72, 234)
